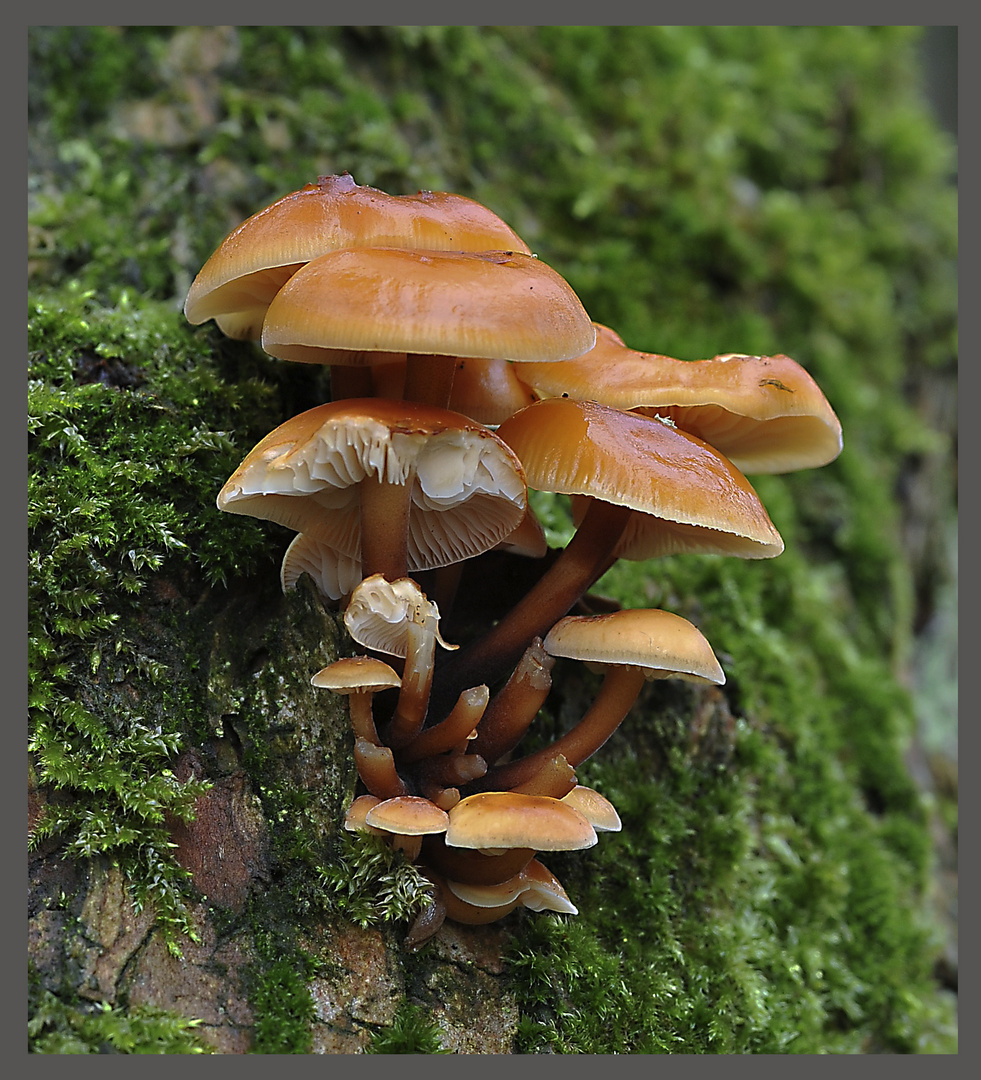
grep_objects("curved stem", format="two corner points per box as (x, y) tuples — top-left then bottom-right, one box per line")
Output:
(399, 685), (490, 764)
(434, 499), (633, 703)
(385, 609), (438, 749)
(481, 665), (646, 791)
(468, 639), (554, 765)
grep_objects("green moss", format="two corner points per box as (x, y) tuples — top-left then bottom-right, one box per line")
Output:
(28, 968), (212, 1054)
(366, 1002), (449, 1055)
(247, 950), (318, 1055)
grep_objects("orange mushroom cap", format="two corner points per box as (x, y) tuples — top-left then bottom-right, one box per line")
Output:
(445, 791), (597, 852)
(260, 248), (595, 366)
(183, 173), (531, 339)
(516, 323), (842, 473)
(496, 397), (784, 560)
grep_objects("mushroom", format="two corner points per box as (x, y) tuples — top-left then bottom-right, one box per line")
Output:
(216, 397), (529, 590)
(363, 794), (451, 861)
(343, 575), (456, 749)
(515, 323), (843, 473)
(434, 397), (783, 698)
(259, 247), (595, 407)
(444, 791), (597, 853)
(310, 655), (401, 744)
(481, 608), (725, 791)
(183, 172), (532, 343)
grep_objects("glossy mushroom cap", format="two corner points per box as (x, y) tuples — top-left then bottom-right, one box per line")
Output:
(260, 248), (595, 365)
(364, 795), (451, 837)
(216, 398), (530, 595)
(445, 791), (598, 852)
(497, 397), (784, 560)
(543, 608), (726, 686)
(310, 655), (401, 694)
(516, 323), (843, 473)
(184, 172), (531, 339)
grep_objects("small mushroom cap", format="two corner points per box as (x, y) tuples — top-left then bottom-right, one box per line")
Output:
(445, 791), (598, 851)
(344, 575), (457, 658)
(560, 786), (622, 832)
(496, 398), (784, 560)
(261, 248), (595, 365)
(217, 398), (529, 580)
(364, 796), (451, 836)
(516, 324), (842, 473)
(343, 794), (385, 833)
(310, 656), (402, 694)
(544, 609), (725, 686)
(184, 173), (531, 338)
(281, 532), (361, 601)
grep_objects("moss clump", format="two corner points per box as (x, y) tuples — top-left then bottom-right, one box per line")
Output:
(366, 1002), (449, 1055)
(28, 969), (212, 1054)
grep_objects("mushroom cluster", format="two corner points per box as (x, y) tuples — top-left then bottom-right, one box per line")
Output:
(185, 173), (842, 948)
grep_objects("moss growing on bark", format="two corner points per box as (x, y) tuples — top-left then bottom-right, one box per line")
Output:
(29, 26), (955, 1053)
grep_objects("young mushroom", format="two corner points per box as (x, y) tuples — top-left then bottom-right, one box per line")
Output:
(311, 655), (401, 744)
(481, 608), (725, 792)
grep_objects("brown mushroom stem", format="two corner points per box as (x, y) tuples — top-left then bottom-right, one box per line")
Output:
(385, 611), (438, 750)
(399, 685), (490, 764)
(417, 751), (488, 790)
(329, 364), (375, 401)
(421, 835), (536, 887)
(348, 692), (381, 744)
(404, 878), (447, 952)
(507, 754), (578, 799)
(468, 639), (554, 765)
(480, 665), (647, 792)
(402, 353), (457, 408)
(354, 738), (411, 799)
(434, 499), (633, 704)
(358, 473), (412, 582)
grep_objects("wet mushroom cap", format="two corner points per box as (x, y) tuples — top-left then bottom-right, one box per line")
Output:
(544, 608), (726, 686)
(560, 786), (623, 832)
(364, 795), (451, 836)
(445, 791), (598, 851)
(260, 248), (595, 365)
(183, 172), (531, 338)
(516, 323), (842, 473)
(310, 656), (402, 694)
(496, 397), (784, 559)
(216, 398), (529, 585)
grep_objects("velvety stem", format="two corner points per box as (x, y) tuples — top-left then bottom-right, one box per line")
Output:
(434, 499), (633, 702)
(482, 665), (646, 791)
(468, 639), (554, 765)
(399, 685), (490, 764)
(354, 738), (410, 799)
(358, 473), (412, 582)
(402, 353), (457, 409)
